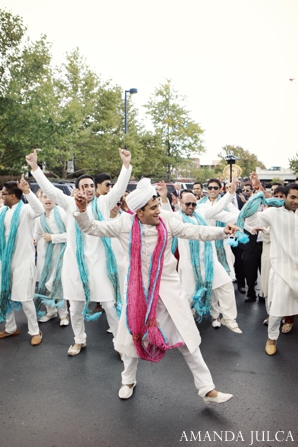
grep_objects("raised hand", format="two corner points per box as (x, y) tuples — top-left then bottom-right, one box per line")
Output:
(17, 174), (30, 194)
(25, 149), (39, 171)
(119, 148), (131, 168)
(74, 187), (87, 213)
(156, 181), (168, 199)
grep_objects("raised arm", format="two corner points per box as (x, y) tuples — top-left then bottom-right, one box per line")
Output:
(17, 175), (44, 218)
(25, 149), (71, 210)
(103, 148), (132, 210)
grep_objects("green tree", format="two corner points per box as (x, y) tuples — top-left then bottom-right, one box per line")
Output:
(144, 79), (205, 181)
(215, 145), (266, 179)
(289, 153), (298, 175)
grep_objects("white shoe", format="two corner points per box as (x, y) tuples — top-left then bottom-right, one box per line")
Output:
(221, 318), (242, 333)
(68, 343), (86, 356)
(60, 317), (69, 326)
(39, 313), (57, 323)
(118, 382), (136, 399)
(204, 391), (233, 404)
(212, 318), (221, 328)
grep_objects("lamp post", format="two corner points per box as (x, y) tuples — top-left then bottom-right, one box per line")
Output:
(124, 88), (138, 134)
(225, 151), (236, 182)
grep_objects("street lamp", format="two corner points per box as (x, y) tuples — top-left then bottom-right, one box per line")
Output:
(124, 88), (138, 134)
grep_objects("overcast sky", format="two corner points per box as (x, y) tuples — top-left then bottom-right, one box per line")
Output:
(3, 0), (298, 169)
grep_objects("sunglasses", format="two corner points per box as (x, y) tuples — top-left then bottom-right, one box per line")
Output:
(242, 189), (251, 192)
(116, 202), (122, 206)
(207, 186), (220, 191)
(104, 182), (112, 187)
(182, 202), (197, 207)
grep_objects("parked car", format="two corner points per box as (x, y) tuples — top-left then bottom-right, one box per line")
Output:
(28, 181), (74, 196)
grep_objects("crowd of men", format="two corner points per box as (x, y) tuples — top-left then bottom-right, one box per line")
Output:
(0, 148), (297, 405)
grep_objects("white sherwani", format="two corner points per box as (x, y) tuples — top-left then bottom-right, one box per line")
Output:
(32, 166), (132, 303)
(34, 206), (68, 289)
(0, 193), (44, 302)
(74, 209), (228, 356)
(196, 194), (239, 279)
(254, 207), (298, 316)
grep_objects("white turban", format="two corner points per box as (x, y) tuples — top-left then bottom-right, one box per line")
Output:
(126, 178), (157, 213)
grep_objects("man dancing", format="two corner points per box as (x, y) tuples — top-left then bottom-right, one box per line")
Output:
(73, 178), (238, 404)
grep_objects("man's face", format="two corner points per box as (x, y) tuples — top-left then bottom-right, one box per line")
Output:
(283, 189), (298, 212)
(207, 182), (221, 200)
(96, 180), (112, 196)
(242, 185), (253, 197)
(110, 201), (122, 217)
(1, 187), (14, 207)
(193, 184), (202, 197)
(79, 178), (95, 203)
(136, 197), (161, 226)
(271, 185), (279, 194)
(180, 193), (197, 216)
(273, 191), (284, 199)
(41, 194), (55, 212)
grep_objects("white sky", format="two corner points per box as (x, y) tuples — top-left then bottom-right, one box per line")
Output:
(3, 0), (298, 168)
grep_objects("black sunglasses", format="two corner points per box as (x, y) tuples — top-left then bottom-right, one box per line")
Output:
(105, 182), (112, 187)
(182, 202), (197, 207)
(242, 189), (251, 192)
(207, 186), (220, 191)
(116, 202), (122, 206)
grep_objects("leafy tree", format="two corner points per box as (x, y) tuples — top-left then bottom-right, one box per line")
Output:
(289, 153), (298, 175)
(144, 79), (205, 181)
(215, 145), (266, 179)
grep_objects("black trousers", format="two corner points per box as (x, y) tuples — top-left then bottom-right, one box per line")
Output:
(242, 242), (262, 298)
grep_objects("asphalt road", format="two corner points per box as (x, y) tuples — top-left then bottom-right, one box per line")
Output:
(1, 286), (297, 447)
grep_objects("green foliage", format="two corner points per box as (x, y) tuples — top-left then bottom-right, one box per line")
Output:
(289, 153), (298, 175)
(144, 79), (205, 180)
(216, 145), (266, 178)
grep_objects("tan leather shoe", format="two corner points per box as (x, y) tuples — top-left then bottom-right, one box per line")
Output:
(31, 331), (43, 346)
(0, 329), (19, 338)
(265, 340), (276, 355)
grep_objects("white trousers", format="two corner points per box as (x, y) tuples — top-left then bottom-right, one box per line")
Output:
(121, 344), (215, 398)
(69, 299), (119, 344)
(210, 281), (237, 321)
(45, 299), (68, 318)
(5, 300), (40, 336)
(268, 316), (281, 341)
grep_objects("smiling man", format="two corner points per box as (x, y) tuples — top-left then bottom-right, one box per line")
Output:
(251, 183), (298, 355)
(26, 148), (132, 356)
(73, 177), (239, 404)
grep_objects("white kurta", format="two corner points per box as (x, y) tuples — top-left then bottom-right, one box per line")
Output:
(256, 207), (298, 316)
(34, 206), (68, 290)
(196, 194), (239, 279)
(0, 193), (44, 302)
(32, 165), (132, 302)
(74, 209), (229, 356)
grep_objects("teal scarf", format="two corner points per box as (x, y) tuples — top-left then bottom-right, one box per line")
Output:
(179, 210), (214, 321)
(226, 192), (284, 247)
(35, 206), (67, 318)
(0, 201), (24, 323)
(197, 195), (230, 274)
(75, 197), (122, 321)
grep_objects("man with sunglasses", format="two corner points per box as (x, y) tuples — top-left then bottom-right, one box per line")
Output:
(0, 176), (44, 345)
(171, 189), (242, 333)
(26, 148), (132, 356)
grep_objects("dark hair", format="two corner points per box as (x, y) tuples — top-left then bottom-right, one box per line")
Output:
(207, 178), (222, 188)
(75, 175), (94, 189)
(243, 183), (253, 190)
(193, 182), (203, 188)
(140, 195), (158, 211)
(94, 173), (111, 188)
(180, 189), (194, 198)
(283, 183), (298, 197)
(3, 181), (23, 200)
(271, 182), (282, 187)
(272, 186), (284, 196)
